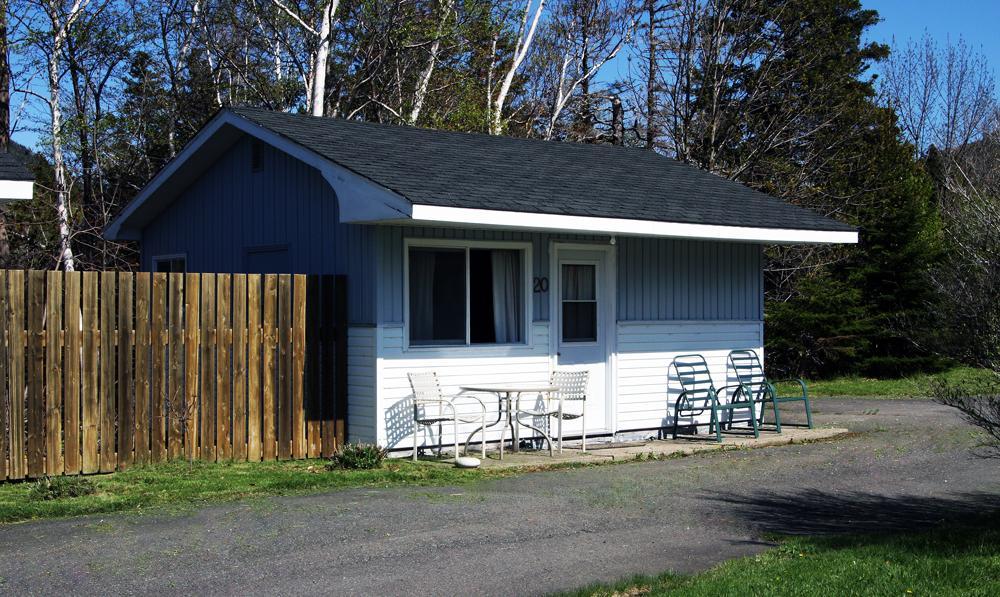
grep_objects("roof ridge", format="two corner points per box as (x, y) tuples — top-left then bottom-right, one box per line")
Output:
(229, 106), (658, 157)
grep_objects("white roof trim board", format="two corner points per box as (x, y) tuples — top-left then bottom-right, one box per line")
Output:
(405, 205), (858, 244)
(106, 109), (858, 245)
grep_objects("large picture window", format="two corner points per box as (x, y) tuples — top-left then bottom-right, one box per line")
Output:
(408, 244), (526, 347)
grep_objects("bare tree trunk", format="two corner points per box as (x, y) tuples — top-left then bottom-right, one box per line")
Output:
(0, 0), (10, 260)
(272, 0), (339, 117)
(408, 0), (453, 125)
(309, 0), (334, 116)
(644, 0), (658, 149)
(45, 0), (90, 271)
(490, 0), (546, 135)
(610, 94), (623, 145)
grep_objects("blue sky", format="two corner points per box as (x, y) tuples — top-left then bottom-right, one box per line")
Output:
(864, 0), (1000, 76)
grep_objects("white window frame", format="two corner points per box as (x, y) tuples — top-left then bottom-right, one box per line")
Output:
(558, 259), (602, 347)
(152, 253), (187, 273)
(403, 238), (533, 352)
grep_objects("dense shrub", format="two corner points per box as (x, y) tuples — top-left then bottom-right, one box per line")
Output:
(28, 476), (97, 500)
(932, 377), (1000, 453)
(326, 443), (387, 470)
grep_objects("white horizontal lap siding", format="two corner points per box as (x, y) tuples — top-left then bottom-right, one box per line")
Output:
(615, 321), (763, 430)
(376, 322), (554, 450)
(348, 327), (378, 443)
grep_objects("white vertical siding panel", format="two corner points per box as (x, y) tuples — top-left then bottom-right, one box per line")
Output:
(348, 326), (378, 443)
(615, 320), (763, 431)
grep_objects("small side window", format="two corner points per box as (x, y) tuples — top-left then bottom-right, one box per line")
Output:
(153, 256), (186, 273)
(251, 140), (263, 172)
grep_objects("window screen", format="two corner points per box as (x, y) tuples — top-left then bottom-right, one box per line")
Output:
(561, 263), (597, 343)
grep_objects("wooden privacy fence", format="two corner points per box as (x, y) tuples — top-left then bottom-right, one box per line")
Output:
(0, 270), (348, 481)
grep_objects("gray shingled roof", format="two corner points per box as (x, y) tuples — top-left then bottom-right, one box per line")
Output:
(231, 107), (853, 232)
(0, 150), (34, 181)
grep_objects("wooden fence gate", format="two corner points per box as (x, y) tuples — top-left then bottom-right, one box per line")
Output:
(0, 270), (348, 481)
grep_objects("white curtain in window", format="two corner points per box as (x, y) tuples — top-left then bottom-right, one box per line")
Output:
(562, 264), (595, 300)
(409, 250), (436, 341)
(491, 250), (523, 343)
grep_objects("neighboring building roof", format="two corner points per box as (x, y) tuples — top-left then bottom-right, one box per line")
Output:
(231, 107), (854, 234)
(0, 147), (36, 202)
(0, 150), (35, 181)
(106, 108), (857, 243)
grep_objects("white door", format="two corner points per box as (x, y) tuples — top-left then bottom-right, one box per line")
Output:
(553, 246), (613, 434)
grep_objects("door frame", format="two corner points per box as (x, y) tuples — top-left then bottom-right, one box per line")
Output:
(549, 241), (617, 435)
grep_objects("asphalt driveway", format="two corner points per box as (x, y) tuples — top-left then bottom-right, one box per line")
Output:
(2, 399), (999, 596)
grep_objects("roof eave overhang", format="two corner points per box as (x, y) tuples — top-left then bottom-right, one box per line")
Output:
(105, 110), (412, 241)
(0, 179), (34, 202)
(370, 205), (858, 244)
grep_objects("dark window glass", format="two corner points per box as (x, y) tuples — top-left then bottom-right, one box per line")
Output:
(408, 247), (524, 346)
(154, 257), (186, 273)
(409, 248), (466, 345)
(561, 264), (597, 342)
(251, 140), (263, 172)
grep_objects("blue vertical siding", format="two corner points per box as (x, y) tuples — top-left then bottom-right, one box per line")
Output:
(375, 227), (764, 325)
(139, 135), (377, 324)
(616, 237), (762, 321)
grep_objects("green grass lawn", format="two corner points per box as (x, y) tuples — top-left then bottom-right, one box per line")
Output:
(0, 458), (523, 524)
(569, 517), (1000, 596)
(775, 366), (996, 399)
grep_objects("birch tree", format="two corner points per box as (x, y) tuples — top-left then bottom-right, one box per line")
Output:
(408, 0), (455, 125)
(489, 0), (546, 134)
(41, 0), (92, 270)
(270, 0), (339, 116)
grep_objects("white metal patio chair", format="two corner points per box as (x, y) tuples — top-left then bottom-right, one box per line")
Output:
(514, 370), (589, 453)
(408, 372), (487, 462)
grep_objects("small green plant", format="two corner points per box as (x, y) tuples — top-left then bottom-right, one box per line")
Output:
(27, 476), (97, 501)
(326, 443), (387, 470)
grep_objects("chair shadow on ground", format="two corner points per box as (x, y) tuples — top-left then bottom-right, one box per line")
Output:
(703, 488), (1000, 538)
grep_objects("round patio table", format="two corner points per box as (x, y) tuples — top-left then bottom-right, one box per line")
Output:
(460, 384), (559, 459)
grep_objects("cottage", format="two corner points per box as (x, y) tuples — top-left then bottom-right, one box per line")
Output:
(106, 108), (857, 452)
(0, 148), (35, 202)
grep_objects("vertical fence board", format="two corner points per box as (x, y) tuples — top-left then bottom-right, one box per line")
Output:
(81, 272), (98, 473)
(27, 271), (46, 477)
(291, 275), (306, 460)
(200, 274), (216, 461)
(232, 276), (248, 461)
(45, 271), (63, 476)
(184, 274), (201, 462)
(216, 275), (232, 460)
(305, 277), (320, 459)
(247, 275), (262, 461)
(261, 275), (277, 461)
(7, 270), (24, 479)
(320, 276), (336, 457)
(99, 272), (117, 472)
(134, 273), (151, 465)
(0, 271), (8, 479)
(150, 273), (167, 462)
(334, 277), (348, 448)
(117, 273), (134, 469)
(277, 275), (291, 460)
(168, 274), (184, 460)
(63, 272), (81, 475)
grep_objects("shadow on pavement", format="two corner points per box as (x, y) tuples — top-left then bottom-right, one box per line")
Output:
(705, 489), (1000, 536)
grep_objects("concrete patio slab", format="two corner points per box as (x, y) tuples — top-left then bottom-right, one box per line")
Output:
(465, 426), (850, 469)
